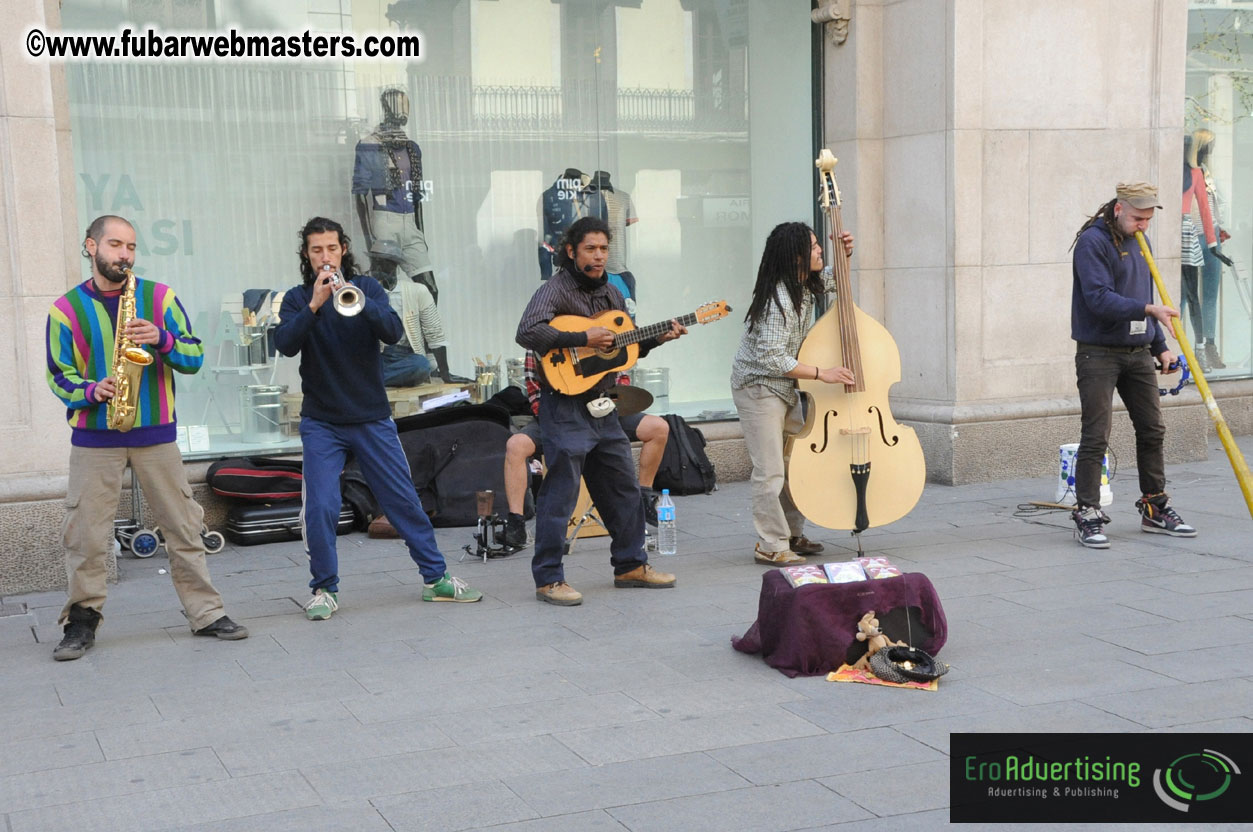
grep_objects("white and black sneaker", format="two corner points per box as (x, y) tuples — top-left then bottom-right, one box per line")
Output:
(1136, 495), (1197, 538)
(1072, 505), (1110, 549)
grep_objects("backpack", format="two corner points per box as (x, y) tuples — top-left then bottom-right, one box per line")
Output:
(341, 404), (532, 527)
(206, 456), (303, 501)
(653, 414), (716, 495)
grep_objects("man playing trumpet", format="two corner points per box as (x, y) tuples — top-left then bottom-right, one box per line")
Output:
(45, 215), (248, 661)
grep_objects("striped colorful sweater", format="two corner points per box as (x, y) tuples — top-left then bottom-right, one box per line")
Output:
(46, 277), (203, 448)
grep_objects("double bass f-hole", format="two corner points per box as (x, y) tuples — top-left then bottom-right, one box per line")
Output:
(809, 406), (900, 454)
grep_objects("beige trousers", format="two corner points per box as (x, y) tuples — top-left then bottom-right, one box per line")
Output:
(732, 384), (806, 551)
(60, 442), (225, 630)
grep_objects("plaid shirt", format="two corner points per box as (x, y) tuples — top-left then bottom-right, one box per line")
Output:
(730, 266), (834, 405)
(523, 350), (630, 416)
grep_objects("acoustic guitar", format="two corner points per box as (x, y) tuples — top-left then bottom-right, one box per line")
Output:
(540, 301), (731, 395)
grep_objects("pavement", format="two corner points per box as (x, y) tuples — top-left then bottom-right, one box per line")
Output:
(2, 436), (1253, 832)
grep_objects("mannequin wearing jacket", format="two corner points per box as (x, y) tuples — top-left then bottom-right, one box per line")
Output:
(1181, 129), (1233, 371)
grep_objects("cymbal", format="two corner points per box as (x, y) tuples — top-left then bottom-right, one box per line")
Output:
(605, 384), (653, 416)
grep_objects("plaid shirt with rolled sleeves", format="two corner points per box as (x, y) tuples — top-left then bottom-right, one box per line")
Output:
(523, 351), (629, 417)
(729, 266), (834, 406)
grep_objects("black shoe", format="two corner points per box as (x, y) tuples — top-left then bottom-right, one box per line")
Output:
(641, 488), (659, 528)
(504, 513), (528, 548)
(53, 621), (96, 661)
(193, 615), (249, 640)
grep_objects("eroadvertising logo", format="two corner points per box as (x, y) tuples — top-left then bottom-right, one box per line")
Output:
(950, 733), (1250, 823)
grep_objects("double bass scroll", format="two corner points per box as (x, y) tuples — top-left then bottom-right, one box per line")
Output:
(786, 150), (926, 534)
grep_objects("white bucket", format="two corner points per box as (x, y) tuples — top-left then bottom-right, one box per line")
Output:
(1057, 443), (1112, 506)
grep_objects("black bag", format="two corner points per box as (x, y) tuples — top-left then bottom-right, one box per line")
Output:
(207, 457), (303, 501)
(224, 499), (353, 546)
(654, 414), (716, 495)
(342, 404), (530, 528)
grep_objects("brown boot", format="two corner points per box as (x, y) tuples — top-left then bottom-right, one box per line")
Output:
(754, 544), (806, 566)
(536, 581), (583, 606)
(368, 514), (399, 539)
(614, 563), (676, 588)
(788, 535), (825, 555)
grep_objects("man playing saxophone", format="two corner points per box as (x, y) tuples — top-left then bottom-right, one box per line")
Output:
(44, 215), (247, 661)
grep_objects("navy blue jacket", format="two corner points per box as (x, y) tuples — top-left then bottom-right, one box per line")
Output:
(1071, 218), (1167, 355)
(274, 275), (403, 424)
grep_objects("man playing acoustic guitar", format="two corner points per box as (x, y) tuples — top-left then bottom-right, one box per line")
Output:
(516, 216), (686, 605)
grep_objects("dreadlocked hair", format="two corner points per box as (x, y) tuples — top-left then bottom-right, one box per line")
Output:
(1070, 199), (1123, 251)
(298, 217), (359, 287)
(745, 222), (823, 332)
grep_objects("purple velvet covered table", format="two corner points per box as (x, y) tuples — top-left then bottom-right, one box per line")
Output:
(732, 570), (948, 678)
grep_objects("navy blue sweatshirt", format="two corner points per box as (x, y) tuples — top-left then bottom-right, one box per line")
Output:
(1071, 217), (1167, 355)
(274, 275), (403, 423)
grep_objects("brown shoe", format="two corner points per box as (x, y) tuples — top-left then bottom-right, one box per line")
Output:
(368, 514), (399, 539)
(754, 544), (806, 566)
(614, 563), (676, 588)
(536, 581), (583, 606)
(788, 535), (825, 556)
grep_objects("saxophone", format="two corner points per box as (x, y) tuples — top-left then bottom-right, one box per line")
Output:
(107, 268), (155, 432)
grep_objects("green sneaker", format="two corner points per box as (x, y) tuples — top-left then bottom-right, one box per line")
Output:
(304, 589), (338, 620)
(422, 573), (483, 603)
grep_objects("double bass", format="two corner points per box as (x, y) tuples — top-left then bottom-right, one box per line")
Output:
(787, 150), (925, 545)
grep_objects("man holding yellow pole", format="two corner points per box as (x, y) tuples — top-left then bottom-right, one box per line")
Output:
(1068, 182), (1196, 548)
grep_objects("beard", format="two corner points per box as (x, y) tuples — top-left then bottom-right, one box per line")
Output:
(95, 252), (131, 284)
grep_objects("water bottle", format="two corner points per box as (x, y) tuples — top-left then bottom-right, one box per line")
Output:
(656, 489), (677, 555)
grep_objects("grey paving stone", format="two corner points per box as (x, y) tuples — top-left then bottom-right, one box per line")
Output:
(802, 808), (951, 830)
(342, 673), (596, 725)
(0, 732), (103, 778)
(970, 604), (1174, 643)
(441, 691), (657, 745)
(504, 751), (747, 816)
(997, 579), (1171, 611)
(896, 701), (1145, 754)
(780, 680), (1018, 734)
(95, 699), (355, 760)
(555, 658), (693, 695)
(1137, 644), (1253, 683)
(819, 758), (951, 817)
(5, 770), (319, 832)
(964, 658), (1180, 706)
(707, 726), (943, 785)
(0, 697), (161, 744)
(169, 802), (395, 832)
(147, 668), (369, 720)
(554, 704), (826, 766)
(1121, 587), (1253, 621)
(1136, 566), (1253, 595)
(606, 779), (871, 831)
(301, 736), (586, 802)
(1092, 615), (1253, 655)
(0, 747), (226, 813)
(346, 645), (582, 695)
(613, 673), (808, 718)
(442, 809), (628, 831)
(371, 779), (541, 831)
(1082, 678), (1253, 728)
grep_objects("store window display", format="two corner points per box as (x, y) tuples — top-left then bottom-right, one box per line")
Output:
(538, 168), (590, 280)
(353, 88), (438, 302)
(1181, 129), (1234, 371)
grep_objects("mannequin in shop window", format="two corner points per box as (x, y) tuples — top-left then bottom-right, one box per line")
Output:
(1181, 128), (1234, 371)
(353, 88), (439, 303)
(538, 168), (588, 280)
(582, 170), (639, 308)
(372, 247), (454, 386)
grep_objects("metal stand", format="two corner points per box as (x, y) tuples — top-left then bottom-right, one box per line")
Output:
(113, 467), (225, 558)
(460, 514), (522, 562)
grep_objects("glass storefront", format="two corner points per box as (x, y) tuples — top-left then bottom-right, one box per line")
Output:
(61, 0), (815, 458)
(1186, 2), (1253, 379)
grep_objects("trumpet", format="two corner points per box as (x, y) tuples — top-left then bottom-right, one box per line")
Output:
(324, 267), (364, 317)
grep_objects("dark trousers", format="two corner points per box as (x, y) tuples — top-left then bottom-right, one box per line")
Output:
(532, 388), (647, 587)
(301, 416), (446, 590)
(1074, 344), (1166, 508)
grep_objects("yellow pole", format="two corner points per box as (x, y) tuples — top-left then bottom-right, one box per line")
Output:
(1135, 231), (1253, 520)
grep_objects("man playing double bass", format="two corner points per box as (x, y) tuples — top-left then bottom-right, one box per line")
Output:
(515, 216), (685, 606)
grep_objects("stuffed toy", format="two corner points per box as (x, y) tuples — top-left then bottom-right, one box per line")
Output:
(852, 610), (905, 671)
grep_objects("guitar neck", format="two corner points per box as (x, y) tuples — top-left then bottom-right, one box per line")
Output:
(613, 312), (698, 347)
